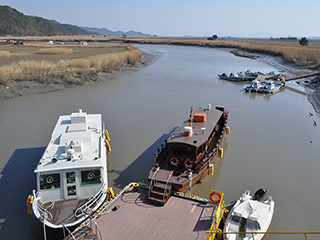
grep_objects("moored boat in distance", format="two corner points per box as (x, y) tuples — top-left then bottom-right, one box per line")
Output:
(244, 79), (266, 92)
(218, 70), (261, 82)
(148, 104), (229, 205)
(244, 79), (284, 93)
(224, 189), (275, 240)
(27, 109), (112, 229)
(259, 80), (285, 93)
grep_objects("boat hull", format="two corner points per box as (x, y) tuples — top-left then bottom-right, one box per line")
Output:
(148, 105), (229, 199)
(224, 190), (275, 240)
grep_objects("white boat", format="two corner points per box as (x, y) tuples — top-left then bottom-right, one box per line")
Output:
(224, 189), (275, 240)
(259, 80), (284, 93)
(244, 79), (265, 92)
(28, 109), (111, 229)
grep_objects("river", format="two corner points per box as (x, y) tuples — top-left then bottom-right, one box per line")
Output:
(0, 44), (319, 240)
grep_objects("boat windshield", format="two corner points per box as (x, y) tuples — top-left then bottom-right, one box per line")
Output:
(170, 145), (194, 159)
(81, 169), (102, 185)
(247, 219), (260, 231)
(230, 215), (241, 223)
(39, 173), (61, 190)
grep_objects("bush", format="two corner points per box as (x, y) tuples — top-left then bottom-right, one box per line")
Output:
(299, 37), (309, 46)
(207, 35), (218, 40)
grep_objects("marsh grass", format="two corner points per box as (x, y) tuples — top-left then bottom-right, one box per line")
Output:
(0, 51), (10, 58)
(0, 45), (142, 83)
(39, 48), (73, 54)
(125, 37), (320, 67)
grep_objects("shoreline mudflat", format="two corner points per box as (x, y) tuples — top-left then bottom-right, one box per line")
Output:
(0, 51), (154, 101)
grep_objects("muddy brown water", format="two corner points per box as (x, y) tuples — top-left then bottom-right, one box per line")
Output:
(0, 44), (319, 240)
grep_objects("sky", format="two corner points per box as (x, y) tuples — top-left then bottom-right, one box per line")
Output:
(1, 0), (320, 38)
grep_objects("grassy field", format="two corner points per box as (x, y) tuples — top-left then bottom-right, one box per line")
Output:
(0, 42), (142, 83)
(1, 35), (320, 84)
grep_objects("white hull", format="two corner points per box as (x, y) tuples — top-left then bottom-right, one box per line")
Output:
(29, 109), (110, 229)
(224, 190), (274, 240)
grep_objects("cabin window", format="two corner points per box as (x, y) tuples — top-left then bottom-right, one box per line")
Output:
(39, 173), (61, 190)
(247, 220), (260, 230)
(81, 169), (101, 185)
(171, 146), (193, 158)
(197, 143), (206, 156)
(66, 172), (76, 184)
(231, 216), (241, 223)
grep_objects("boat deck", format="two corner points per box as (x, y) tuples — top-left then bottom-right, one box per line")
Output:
(72, 186), (217, 240)
(41, 198), (88, 225)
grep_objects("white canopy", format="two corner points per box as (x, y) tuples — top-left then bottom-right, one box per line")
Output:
(233, 199), (270, 229)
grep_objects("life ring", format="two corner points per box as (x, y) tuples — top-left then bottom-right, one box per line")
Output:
(184, 159), (194, 169)
(209, 191), (221, 204)
(170, 157), (179, 167)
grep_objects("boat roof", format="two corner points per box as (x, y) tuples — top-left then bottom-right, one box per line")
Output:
(167, 106), (224, 148)
(233, 199), (272, 228)
(34, 110), (106, 173)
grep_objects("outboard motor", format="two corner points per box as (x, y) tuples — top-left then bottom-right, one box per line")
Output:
(253, 188), (267, 201)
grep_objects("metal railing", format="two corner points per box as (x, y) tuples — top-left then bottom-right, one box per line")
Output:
(81, 209), (102, 240)
(148, 166), (160, 199)
(206, 190), (225, 240)
(32, 190), (53, 221)
(162, 171), (173, 202)
(213, 231), (320, 240)
(60, 223), (76, 240)
(75, 184), (107, 218)
(70, 182), (135, 238)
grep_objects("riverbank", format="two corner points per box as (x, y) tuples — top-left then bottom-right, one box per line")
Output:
(0, 50), (154, 101)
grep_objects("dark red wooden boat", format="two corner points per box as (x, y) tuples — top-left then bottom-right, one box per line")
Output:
(147, 104), (229, 205)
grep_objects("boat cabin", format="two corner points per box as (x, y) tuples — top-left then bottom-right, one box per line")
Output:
(34, 110), (107, 206)
(165, 106), (225, 171)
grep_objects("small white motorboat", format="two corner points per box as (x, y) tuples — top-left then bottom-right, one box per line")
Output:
(244, 79), (265, 92)
(224, 189), (275, 240)
(259, 80), (284, 93)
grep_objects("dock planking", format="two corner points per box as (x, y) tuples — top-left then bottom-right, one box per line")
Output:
(71, 186), (218, 240)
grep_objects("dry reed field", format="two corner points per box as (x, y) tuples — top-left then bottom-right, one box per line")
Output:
(1, 35), (319, 85)
(0, 51), (10, 58)
(123, 37), (320, 68)
(0, 43), (142, 83)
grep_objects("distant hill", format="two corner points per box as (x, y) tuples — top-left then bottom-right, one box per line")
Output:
(81, 27), (152, 37)
(0, 5), (75, 36)
(50, 20), (92, 35)
(0, 5), (152, 37)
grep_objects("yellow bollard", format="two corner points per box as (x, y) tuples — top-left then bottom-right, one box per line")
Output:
(133, 182), (140, 192)
(107, 187), (115, 200)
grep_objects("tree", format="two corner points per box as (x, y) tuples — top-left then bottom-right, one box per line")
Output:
(299, 37), (309, 46)
(207, 34), (218, 40)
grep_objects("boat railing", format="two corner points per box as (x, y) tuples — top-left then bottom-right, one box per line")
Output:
(80, 209), (102, 240)
(148, 166), (160, 199)
(60, 222), (76, 240)
(74, 184), (107, 218)
(214, 231), (320, 240)
(206, 190), (225, 240)
(163, 171), (173, 202)
(70, 182), (135, 238)
(32, 190), (53, 221)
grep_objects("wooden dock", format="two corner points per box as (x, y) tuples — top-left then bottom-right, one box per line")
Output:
(285, 71), (320, 81)
(67, 184), (221, 240)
